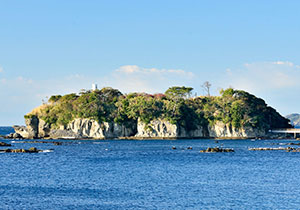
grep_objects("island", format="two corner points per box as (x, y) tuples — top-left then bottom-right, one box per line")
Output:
(12, 86), (292, 139)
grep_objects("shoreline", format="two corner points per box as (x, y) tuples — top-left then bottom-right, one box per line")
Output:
(2, 135), (297, 141)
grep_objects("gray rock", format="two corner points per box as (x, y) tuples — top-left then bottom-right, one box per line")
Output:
(135, 119), (178, 138)
(67, 118), (136, 138)
(208, 121), (266, 138)
(6, 133), (14, 138)
(13, 115), (39, 139)
(25, 115), (39, 138)
(38, 119), (51, 138)
(48, 129), (80, 139)
(15, 115), (266, 139)
(12, 133), (23, 139)
(135, 118), (205, 138)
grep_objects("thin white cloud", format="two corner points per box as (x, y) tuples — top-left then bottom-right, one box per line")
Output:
(224, 61), (300, 92)
(116, 65), (140, 74)
(112, 65), (196, 93)
(0, 67), (3, 73)
(115, 65), (194, 78)
(272, 61), (294, 67)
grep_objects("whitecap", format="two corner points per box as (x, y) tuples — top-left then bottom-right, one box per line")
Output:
(39, 149), (54, 153)
(11, 141), (25, 143)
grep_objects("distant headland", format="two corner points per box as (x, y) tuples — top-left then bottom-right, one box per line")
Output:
(10, 86), (292, 140)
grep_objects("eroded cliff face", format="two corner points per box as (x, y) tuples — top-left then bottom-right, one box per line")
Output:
(208, 121), (266, 138)
(135, 119), (206, 138)
(135, 119), (265, 138)
(66, 118), (136, 138)
(135, 119), (178, 138)
(14, 116), (266, 139)
(14, 117), (136, 139)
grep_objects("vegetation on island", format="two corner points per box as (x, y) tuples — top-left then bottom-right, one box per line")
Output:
(25, 86), (291, 131)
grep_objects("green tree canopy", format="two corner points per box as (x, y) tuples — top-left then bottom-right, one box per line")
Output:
(165, 86), (193, 99)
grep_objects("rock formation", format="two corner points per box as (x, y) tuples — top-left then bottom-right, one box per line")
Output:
(135, 118), (265, 139)
(66, 118), (136, 138)
(208, 121), (266, 138)
(13, 115), (266, 139)
(200, 147), (234, 153)
(13, 117), (137, 139)
(0, 147), (47, 153)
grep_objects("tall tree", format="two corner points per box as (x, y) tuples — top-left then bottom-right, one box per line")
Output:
(165, 86), (193, 99)
(202, 81), (211, 96)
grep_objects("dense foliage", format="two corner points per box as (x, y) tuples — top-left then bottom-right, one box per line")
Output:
(26, 86), (291, 131)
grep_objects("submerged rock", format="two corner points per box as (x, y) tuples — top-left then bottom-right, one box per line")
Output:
(5, 133), (23, 139)
(248, 147), (300, 152)
(0, 147), (46, 153)
(200, 147), (234, 153)
(0, 142), (12, 147)
(286, 148), (300, 152)
(48, 129), (80, 139)
(249, 147), (289, 151)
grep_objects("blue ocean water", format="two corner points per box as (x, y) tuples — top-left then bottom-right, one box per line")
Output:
(1, 137), (300, 209)
(0, 127), (14, 136)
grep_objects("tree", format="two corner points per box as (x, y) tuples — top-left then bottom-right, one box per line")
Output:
(202, 81), (211, 96)
(48, 95), (62, 103)
(165, 86), (193, 99)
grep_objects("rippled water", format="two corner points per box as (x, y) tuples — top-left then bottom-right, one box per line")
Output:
(0, 127), (14, 136)
(1, 136), (300, 209)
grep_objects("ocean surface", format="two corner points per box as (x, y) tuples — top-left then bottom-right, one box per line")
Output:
(0, 127), (14, 136)
(1, 128), (300, 209)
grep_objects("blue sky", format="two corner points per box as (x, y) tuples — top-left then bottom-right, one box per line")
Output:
(1, 0), (300, 125)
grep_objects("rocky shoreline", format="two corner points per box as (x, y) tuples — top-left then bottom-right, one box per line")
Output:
(8, 115), (271, 140)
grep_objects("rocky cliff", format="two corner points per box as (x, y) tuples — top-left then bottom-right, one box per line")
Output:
(13, 116), (266, 139)
(14, 117), (136, 139)
(208, 121), (265, 138)
(135, 118), (265, 139)
(13, 116), (39, 139)
(135, 119), (207, 138)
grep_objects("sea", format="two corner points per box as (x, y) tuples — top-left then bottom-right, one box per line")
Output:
(1, 127), (300, 209)
(0, 127), (14, 136)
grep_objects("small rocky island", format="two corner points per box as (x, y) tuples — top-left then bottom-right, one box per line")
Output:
(200, 147), (234, 153)
(0, 147), (43, 153)
(11, 86), (292, 140)
(0, 142), (12, 147)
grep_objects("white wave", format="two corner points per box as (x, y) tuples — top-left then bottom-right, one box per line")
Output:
(39, 149), (54, 153)
(11, 141), (25, 143)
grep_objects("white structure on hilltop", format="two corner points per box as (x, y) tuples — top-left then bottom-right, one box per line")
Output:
(92, 83), (98, 91)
